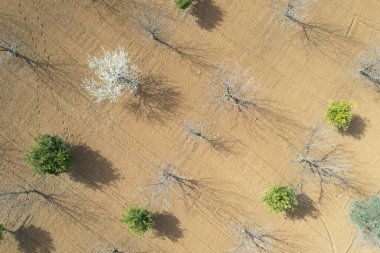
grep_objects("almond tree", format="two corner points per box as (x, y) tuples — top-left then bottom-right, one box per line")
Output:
(295, 123), (354, 199)
(282, 0), (336, 46)
(184, 121), (236, 153)
(228, 222), (279, 253)
(213, 65), (259, 116)
(131, 2), (173, 49)
(84, 48), (140, 102)
(134, 165), (197, 209)
(357, 47), (380, 87)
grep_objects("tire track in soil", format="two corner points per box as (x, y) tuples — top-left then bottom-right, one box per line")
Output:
(320, 216), (336, 253)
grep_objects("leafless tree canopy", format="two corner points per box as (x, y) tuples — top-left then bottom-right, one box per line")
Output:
(213, 65), (259, 115)
(281, 0), (344, 51)
(295, 123), (355, 198)
(131, 1), (172, 46)
(134, 165), (196, 210)
(228, 223), (279, 253)
(357, 48), (380, 87)
(184, 121), (238, 153)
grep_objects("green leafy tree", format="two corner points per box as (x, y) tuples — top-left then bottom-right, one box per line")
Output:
(0, 224), (4, 240)
(326, 100), (354, 131)
(350, 196), (380, 245)
(25, 134), (72, 175)
(175, 0), (193, 9)
(262, 185), (298, 213)
(120, 207), (154, 236)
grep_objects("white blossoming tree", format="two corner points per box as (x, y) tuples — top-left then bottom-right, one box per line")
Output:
(84, 48), (140, 102)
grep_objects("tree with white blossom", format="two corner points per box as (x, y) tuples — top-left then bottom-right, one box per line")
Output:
(84, 48), (140, 102)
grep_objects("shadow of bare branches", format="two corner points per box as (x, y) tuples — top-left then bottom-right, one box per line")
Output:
(153, 212), (184, 242)
(70, 145), (120, 189)
(184, 122), (241, 154)
(124, 75), (183, 123)
(280, 4), (357, 59)
(187, 178), (256, 220)
(295, 124), (370, 201)
(230, 98), (305, 144)
(191, 0), (224, 31)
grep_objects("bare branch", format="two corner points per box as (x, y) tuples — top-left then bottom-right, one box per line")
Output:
(229, 223), (277, 253)
(184, 121), (239, 153)
(356, 47), (380, 87)
(132, 2), (171, 42)
(295, 124), (358, 199)
(133, 165), (196, 210)
(213, 65), (260, 117)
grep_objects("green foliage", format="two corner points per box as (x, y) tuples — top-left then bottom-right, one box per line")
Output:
(175, 0), (193, 9)
(262, 185), (298, 213)
(350, 196), (380, 244)
(120, 207), (154, 236)
(326, 100), (354, 131)
(25, 134), (72, 175)
(0, 224), (4, 240)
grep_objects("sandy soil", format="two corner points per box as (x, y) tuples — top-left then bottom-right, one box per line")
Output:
(1, 0), (380, 252)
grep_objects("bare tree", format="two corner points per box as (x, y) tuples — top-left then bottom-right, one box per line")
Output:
(131, 2), (173, 48)
(213, 65), (260, 116)
(280, 0), (342, 48)
(184, 121), (238, 153)
(357, 47), (380, 87)
(211, 65), (305, 144)
(184, 122), (205, 140)
(130, 1), (208, 64)
(228, 223), (277, 253)
(134, 165), (197, 209)
(84, 48), (140, 102)
(283, 0), (315, 30)
(295, 123), (353, 198)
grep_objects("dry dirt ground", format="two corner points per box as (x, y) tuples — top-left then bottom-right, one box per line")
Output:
(1, 0), (380, 252)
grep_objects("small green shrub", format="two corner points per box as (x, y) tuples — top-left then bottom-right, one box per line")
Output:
(326, 100), (354, 131)
(25, 134), (72, 175)
(175, 0), (193, 9)
(120, 207), (154, 236)
(262, 185), (298, 213)
(350, 196), (380, 245)
(0, 224), (4, 240)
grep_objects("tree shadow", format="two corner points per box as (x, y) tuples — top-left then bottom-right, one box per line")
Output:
(204, 135), (240, 154)
(169, 43), (213, 68)
(281, 4), (357, 59)
(286, 194), (319, 220)
(191, 0), (224, 31)
(15, 225), (55, 253)
(184, 123), (241, 154)
(340, 115), (368, 140)
(69, 145), (120, 189)
(124, 75), (184, 123)
(185, 178), (257, 220)
(153, 212), (184, 242)
(230, 98), (306, 145)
